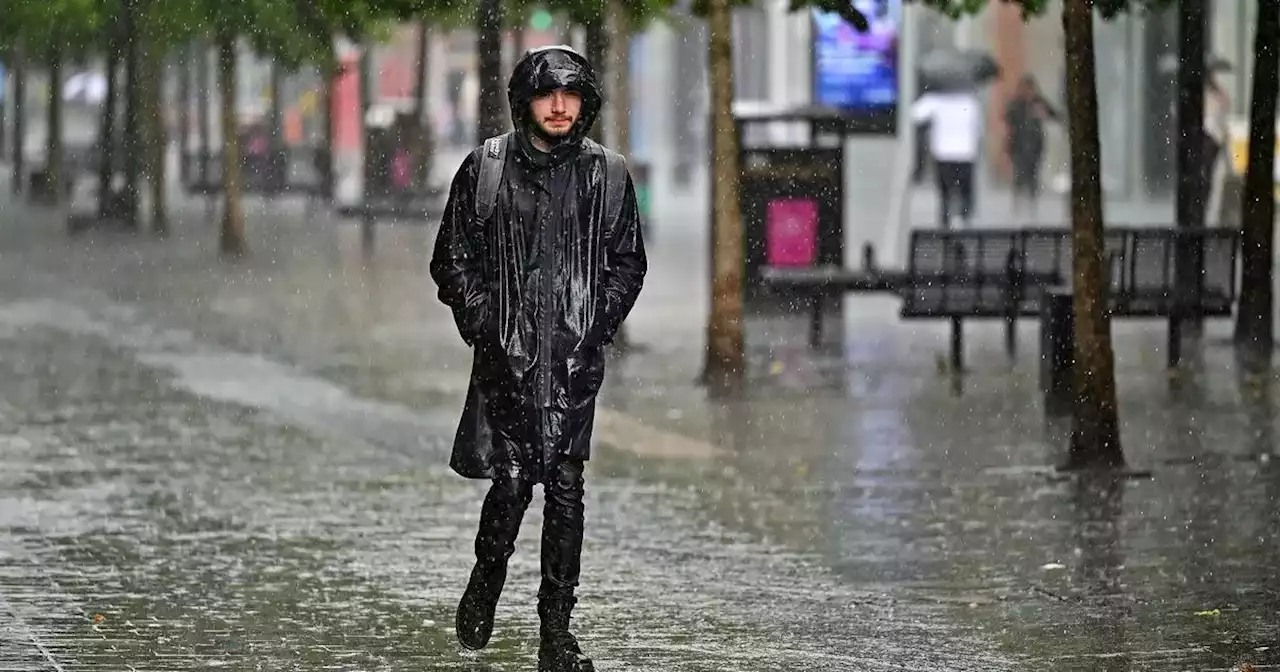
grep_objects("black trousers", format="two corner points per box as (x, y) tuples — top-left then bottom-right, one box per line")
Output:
(935, 160), (975, 228)
(473, 409), (586, 602)
(1011, 155), (1042, 199)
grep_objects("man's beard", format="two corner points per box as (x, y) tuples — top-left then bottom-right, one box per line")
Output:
(531, 119), (575, 145)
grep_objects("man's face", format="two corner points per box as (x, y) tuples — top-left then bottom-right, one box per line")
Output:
(529, 88), (582, 138)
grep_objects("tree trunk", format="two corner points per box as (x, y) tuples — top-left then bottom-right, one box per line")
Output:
(608, 0), (630, 155)
(476, 0), (507, 141)
(269, 62), (284, 144)
(267, 61), (285, 195)
(413, 22), (430, 123)
(218, 34), (247, 257)
(359, 47), (376, 251)
(0, 60), (7, 157)
(198, 42), (213, 189)
(45, 45), (64, 205)
(359, 46), (373, 192)
(702, 0), (745, 387)
(1062, 0), (1124, 468)
(122, 0), (143, 228)
(584, 18), (606, 144)
(607, 0), (635, 350)
(1175, 0), (1207, 231)
(11, 44), (25, 195)
(319, 67), (334, 199)
(412, 22), (434, 190)
(146, 41), (168, 236)
(1233, 0), (1280, 360)
(178, 44), (191, 186)
(98, 40), (118, 217)
(1175, 0), (1207, 331)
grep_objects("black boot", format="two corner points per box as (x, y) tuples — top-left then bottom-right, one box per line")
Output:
(456, 469), (533, 650)
(538, 596), (594, 672)
(455, 561), (506, 650)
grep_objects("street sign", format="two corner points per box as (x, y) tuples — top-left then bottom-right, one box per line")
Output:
(529, 8), (553, 31)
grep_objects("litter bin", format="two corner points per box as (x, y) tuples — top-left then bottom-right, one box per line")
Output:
(364, 126), (398, 199)
(364, 113), (431, 208)
(731, 104), (851, 308)
(1040, 288), (1074, 415)
(238, 123), (287, 194)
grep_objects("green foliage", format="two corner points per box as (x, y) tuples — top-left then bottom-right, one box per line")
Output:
(690, 0), (773, 19)
(909, 0), (1175, 21)
(0, 0), (461, 71)
(782, 0), (1180, 34)
(514, 0), (683, 29)
(0, 0), (104, 60)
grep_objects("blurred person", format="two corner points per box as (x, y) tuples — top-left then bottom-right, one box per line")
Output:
(1004, 74), (1059, 219)
(1202, 68), (1230, 213)
(429, 45), (646, 672)
(911, 87), (983, 229)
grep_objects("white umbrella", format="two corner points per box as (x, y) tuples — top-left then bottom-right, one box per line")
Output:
(919, 49), (1000, 92)
(62, 72), (108, 104)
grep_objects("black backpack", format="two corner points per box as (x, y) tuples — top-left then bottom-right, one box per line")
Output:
(473, 133), (628, 227)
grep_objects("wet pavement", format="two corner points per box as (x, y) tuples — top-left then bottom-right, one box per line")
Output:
(0, 192), (1277, 671)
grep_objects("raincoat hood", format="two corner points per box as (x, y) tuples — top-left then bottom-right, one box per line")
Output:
(507, 46), (602, 157)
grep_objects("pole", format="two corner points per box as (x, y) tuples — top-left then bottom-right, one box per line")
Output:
(359, 46), (374, 255)
(11, 43), (25, 195)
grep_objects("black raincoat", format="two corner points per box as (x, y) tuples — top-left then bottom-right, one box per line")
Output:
(430, 46), (647, 480)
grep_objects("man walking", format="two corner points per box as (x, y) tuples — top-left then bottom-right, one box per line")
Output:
(429, 46), (647, 672)
(1004, 75), (1059, 220)
(911, 87), (983, 228)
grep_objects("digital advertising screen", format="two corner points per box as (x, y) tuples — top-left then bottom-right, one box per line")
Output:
(811, 0), (900, 133)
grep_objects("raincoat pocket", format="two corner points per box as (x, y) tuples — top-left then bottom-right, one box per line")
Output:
(567, 348), (606, 403)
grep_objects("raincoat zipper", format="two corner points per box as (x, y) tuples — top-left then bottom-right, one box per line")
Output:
(537, 185), (557, 409)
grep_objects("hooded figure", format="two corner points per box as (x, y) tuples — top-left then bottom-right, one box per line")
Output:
(429, 46), (646, 672)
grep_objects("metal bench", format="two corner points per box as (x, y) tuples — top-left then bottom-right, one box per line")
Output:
(760, 226), (1240, 371)
(899, 229), (1072, 370)
(182, 147), (327, 196)
(757, 265), (908, 346)
(335, 191), (444, 221)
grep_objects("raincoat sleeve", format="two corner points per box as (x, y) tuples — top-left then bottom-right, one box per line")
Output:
(910, 94), (935, 123)
(430, 151), (489, 346)
(599, 171), (648, 344)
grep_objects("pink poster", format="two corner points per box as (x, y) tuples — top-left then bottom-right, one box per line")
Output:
(392, 150), (412, 188)
(766, 199), (819, 267)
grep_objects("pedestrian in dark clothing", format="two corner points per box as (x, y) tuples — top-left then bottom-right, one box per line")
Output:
(429, 46), (647, 672)
(1004, 74), (1059, 219)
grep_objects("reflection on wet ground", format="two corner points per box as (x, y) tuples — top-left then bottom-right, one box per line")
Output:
(0, 199), (1276, 670)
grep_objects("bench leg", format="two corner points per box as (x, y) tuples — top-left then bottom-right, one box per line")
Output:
(1004, 314), (1017, 360)
(950, 317), (964, 373)
(1167, 316), (1182, 369)
(809, 297), (823, 348)
(361, 204), (378, 254)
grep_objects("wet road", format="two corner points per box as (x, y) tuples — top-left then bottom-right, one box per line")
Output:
(1, 195), (1278, 670)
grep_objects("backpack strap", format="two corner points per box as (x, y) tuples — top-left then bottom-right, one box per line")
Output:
(474, 133), (511, 221)
(600, 146), (627, 228)
(475, 134), (625, 225)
